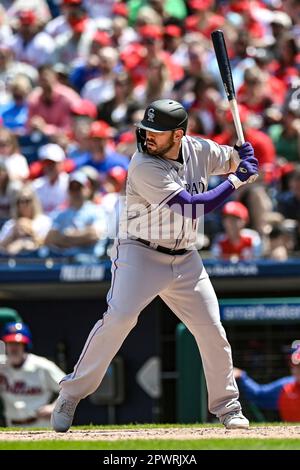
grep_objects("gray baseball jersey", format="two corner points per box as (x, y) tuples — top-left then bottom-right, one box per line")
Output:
(119, 135), (235, 249)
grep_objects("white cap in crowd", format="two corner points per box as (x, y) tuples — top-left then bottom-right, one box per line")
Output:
(38, 144), (66, 162)
(69, 171), (89, 187)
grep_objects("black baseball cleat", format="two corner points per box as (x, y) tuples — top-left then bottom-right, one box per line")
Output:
(51, 394), (79, 432)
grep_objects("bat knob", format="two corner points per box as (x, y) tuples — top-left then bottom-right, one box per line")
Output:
(247, 174), (259, 184)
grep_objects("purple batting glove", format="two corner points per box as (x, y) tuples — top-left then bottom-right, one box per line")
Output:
(235, 157), (259, 182)
(237, 142), (255, 160)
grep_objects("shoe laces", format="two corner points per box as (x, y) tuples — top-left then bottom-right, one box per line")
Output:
(58, 399), (77, 416)
(223, 411), (244, 425)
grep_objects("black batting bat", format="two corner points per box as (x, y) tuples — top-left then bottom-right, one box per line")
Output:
(211, 30), (257, 181)
(211, 29), (245, 145)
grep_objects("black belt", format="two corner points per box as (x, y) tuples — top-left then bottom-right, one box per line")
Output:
(136, 238), (188, 255)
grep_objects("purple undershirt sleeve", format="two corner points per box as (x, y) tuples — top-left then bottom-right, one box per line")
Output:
(166, 179), (235, 219)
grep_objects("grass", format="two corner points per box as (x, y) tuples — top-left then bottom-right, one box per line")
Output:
(1, 439), (300, 450)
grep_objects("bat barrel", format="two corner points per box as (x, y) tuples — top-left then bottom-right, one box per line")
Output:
(211, 30), (235, 101)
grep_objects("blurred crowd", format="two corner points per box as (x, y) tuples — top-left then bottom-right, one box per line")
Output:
(0, 0), (299, 261)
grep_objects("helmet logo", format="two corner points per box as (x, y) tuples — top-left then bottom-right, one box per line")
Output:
(147, 108), (155, 122)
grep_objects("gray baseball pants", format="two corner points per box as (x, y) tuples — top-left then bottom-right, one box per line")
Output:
(59, 238), (241, 419)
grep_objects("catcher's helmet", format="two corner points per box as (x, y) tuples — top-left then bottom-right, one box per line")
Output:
(135, 99), (188, 152)
(1, 322), (32, 348)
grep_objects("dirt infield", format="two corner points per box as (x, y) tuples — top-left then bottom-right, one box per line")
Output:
(0, 426), (299, 441)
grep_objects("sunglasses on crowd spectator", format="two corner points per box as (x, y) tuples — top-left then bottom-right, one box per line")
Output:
(142, 38), (156, 45)
(189, 52), (200, 61)
(69, 182), (83, 191)
(17, 198), (33, 205)
(115, 80), (129, 87)
(68, 10), (84, 18)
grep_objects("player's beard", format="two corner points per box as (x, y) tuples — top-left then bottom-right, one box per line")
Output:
(146, 133), (175, 157)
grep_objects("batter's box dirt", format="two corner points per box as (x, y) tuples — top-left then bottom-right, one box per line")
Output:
(0, 426), (300, 441)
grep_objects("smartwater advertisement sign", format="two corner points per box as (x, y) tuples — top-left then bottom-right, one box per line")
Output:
(220, 298), (300, 322)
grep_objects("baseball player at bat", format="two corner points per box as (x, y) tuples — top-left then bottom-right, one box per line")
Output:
(52, 99), (258, 432)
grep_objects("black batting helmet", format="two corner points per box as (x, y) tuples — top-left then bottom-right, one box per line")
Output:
(135, 99), (188, 152)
